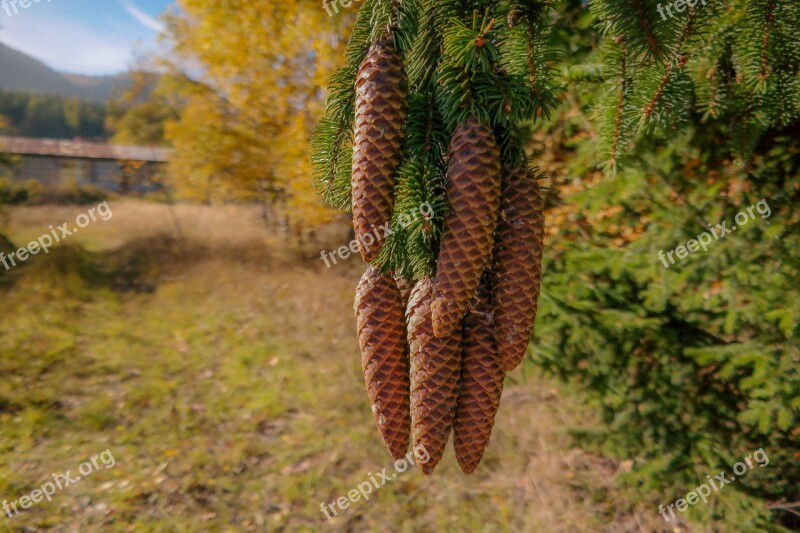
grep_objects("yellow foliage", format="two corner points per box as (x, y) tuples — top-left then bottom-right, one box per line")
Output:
(163, 0), (353, 226)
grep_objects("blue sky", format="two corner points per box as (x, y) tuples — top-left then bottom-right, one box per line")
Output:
(0, 0), (175, 75)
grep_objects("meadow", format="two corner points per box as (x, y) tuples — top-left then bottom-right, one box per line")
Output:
(0, 201), (675, 532)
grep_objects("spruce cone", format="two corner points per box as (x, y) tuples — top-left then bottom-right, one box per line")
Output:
(354, 266), (410, 460)
(492, 166), (545, 371)
(432, 115), (501, 338)
(352, 38), (409, 262)
(407, 277), (462, 475)
(454, 275), (505, 474)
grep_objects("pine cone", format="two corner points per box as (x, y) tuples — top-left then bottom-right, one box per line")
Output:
(354, 266), (410, 460)
(454, 275), (505, 474)
(432, 115), (501, 338)
(407, 277), (462, 474)
(352, 38), (409, 262)
(492, 166), (545, 371)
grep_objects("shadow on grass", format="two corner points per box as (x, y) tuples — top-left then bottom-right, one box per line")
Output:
(0, 233), (286, 293)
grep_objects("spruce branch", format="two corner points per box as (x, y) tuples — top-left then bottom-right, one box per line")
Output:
(609, 42), (628, 173)
(758, 0), (776, 84)
(590, 0), (673, 62)
(640, 7), (696, 124)
(632, 0), (663, 59)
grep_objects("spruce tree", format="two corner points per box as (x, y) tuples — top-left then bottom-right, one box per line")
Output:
(314, 0), (798, 517)
(313, 0), (798, 274)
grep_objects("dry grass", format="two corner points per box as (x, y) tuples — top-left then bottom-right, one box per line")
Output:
(0, 201), (683, 532)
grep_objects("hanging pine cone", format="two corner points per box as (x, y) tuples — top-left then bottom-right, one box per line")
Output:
(354, 266), (411, 460)
(492, 166), (545, 371)
(352, 38), (409, 262)
(432, 115), (501, 338)
(407, 277), (462, 475)
(453, 274), (505, 474)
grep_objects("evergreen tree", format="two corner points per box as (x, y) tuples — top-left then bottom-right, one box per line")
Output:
(314, 0), (798, 527)
(0, 91), (108, 140)
(313, 0), (799, 273)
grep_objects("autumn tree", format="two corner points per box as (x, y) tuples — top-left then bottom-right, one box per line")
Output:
(107, 70), (179, 147)
(160, 0), (354, 228)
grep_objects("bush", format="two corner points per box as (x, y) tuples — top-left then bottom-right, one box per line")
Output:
(0, 179), (106, 206)
(43, 182), (108, 205)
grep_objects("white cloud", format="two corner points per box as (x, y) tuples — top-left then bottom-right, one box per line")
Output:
(0, 16), (140, 74)
(118, 0), (165, 33)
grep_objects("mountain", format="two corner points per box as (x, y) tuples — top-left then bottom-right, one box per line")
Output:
(0, 42), (128, 101)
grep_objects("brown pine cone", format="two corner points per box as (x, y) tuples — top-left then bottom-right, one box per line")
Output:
(407, 277), (462, 475)
(354, 266), (410, 460)
(492, 166), (545, 371)
(454, 275), (505, 474)
(432, 115), (501, 338)
(352, 38), (409, 262)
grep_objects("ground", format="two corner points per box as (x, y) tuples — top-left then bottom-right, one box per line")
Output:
(0, 201), (684, 532)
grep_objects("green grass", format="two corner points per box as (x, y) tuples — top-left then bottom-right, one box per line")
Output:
(0, 202), (682, 532)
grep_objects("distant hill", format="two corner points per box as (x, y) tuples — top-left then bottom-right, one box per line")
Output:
(0, 42), (128, 101)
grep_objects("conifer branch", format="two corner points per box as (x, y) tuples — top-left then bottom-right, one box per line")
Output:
(609, 45), (627, 172)
(476, 18), (496, 46)
(527, 18), (538, 96)
(642, 9), (695, 120)
(632, 0), (662, 58)
(759, 0), (775, 81)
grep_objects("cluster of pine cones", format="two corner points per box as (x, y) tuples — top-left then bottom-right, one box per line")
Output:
(352, 38), (545, 475)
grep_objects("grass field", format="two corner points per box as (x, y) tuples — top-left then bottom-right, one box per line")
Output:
(0, 201), (681, 532)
